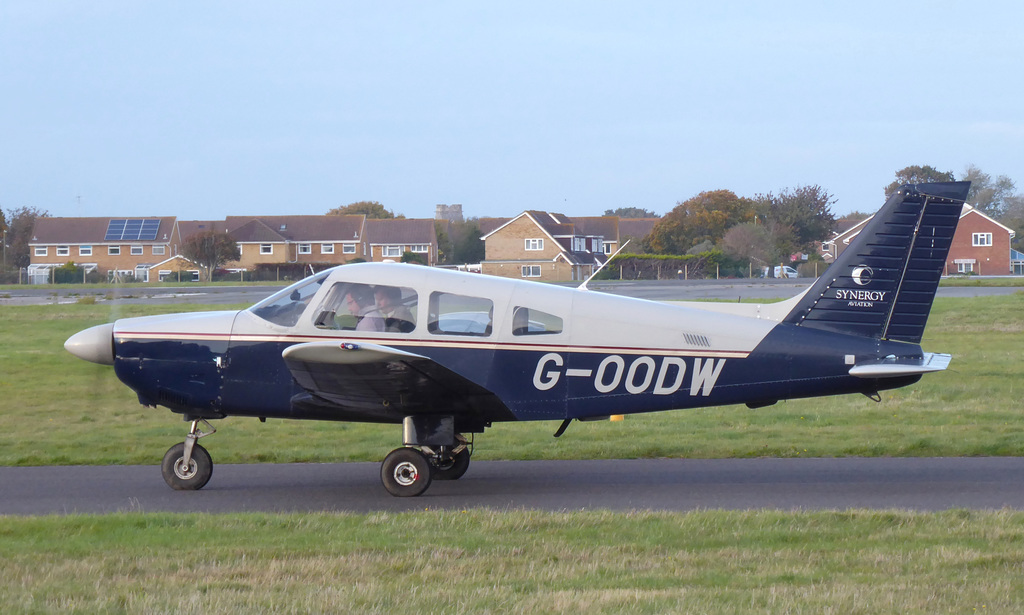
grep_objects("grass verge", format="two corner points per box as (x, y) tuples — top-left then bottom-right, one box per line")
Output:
(1, 509), (1021, 614)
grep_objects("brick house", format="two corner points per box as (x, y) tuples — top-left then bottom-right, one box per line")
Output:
(480, 211), (609, 282)
(823, 204), (1016, 275)
(946, 205), (1015, 275)
(28, 216), (181, 282)
(217, 215), (368, 269)
(364, 218), (439, 265)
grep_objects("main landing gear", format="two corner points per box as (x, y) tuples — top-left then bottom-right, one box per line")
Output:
(161, 419), (216, 491)
(380, 433), (472, 497)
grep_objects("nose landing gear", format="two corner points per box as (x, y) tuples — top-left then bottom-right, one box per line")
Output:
(161, 419), (216, 490)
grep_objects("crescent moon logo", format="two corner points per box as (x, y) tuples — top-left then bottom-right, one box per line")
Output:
(852, 266), (873, 286)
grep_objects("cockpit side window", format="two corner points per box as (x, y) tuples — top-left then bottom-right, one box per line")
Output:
(428, 292), (493, 336)
(249, 271), (329, 327)
(314, 282), (418, 333)
(511, 306), (563, 336)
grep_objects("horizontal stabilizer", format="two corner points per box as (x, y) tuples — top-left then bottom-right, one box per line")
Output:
(849, 352), (951, 378)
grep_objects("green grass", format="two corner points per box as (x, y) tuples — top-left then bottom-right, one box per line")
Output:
(1, 509), (1022, 613)
(1, 294), (1023, 466)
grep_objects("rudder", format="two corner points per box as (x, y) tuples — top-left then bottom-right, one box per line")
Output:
(783, 181), (970, 343)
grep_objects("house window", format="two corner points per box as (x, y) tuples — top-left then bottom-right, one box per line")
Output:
(56, 246), (70, 257)
(410, 244), (429, 253)
(108, 246), (121, 256)
(260, 244), (273, 255)
(321, 243), (335, 254)
(522, 265), (541, 278)
(35, 247), (47, 256)
(958, 262), (974, 274)
(342, 243), (356, 254)
(525, 238), (544, 251)
(298, 243), (312, 255)
(572, 237), (586, 252)
(383, 245), (402, 258)
(153, 245), (165, 256)
(603, 243), (613, 255)
(130, 246), (144, 256)
(79, 245), (93, 256)
(973, 233), (993, 247)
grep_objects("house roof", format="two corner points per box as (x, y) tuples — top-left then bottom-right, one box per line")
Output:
(223, 215), (365, 243)
(961, 204), (1016, 236)
(364, 218), (437, 245)
(617, 218), (658, 241)
(477, 217), (511, 237)
(178, 220), (228, 240)
(30, 216), (177, 245)
(570, 216), (619, 240)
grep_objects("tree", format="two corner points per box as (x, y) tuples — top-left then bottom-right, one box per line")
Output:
(753, 185), (836, 255)
(327, 201), (403, 219)
(885, 165), (955, 196)
(181, 230), (241, 281)
(1000, 194), (1024, 251)
(434, 221), (453, 265)
(451, 219), (484, 264)
(603, 207), (660, 218)
(645, 190), (754, 255)
(961, 164), (1017, 218)
(5, 206), (48, 269)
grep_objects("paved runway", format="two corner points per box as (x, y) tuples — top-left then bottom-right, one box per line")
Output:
(3, 457), (1023, 515)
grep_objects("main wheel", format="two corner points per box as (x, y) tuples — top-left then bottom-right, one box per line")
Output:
(432, 447), (471, 481)
(381, 447), (432, 497)
(161, 442), (213, 491)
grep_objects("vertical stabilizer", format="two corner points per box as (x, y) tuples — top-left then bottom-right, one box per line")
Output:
(783, 181), (970, 343)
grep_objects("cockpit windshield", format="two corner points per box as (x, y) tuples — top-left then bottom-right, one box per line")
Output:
(249, 269), (331, 327)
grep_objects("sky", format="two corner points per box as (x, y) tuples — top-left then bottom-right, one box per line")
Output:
(2, 1), (1022, 222)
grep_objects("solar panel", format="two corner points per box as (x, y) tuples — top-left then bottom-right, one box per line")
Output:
(104, 218), (161, 241)
(104, 219), (127, 241)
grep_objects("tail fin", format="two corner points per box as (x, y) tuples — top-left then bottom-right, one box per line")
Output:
(783, 181), (970, 343)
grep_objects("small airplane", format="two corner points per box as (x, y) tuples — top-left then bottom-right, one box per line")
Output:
(66, 181), (970, 497)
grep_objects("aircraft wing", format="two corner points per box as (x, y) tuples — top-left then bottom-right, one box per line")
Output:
(281, 340), (510, 422)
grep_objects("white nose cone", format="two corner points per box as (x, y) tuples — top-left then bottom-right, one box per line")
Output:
(65, 323), (115, 365)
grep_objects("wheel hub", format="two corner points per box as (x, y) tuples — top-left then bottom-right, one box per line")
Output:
(174, 458), (198, 480)
(393, 461), (419, 486)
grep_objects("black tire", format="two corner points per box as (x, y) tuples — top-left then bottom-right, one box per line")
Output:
(432, 447), (471, 481)
(161, 442), (213, 491)
(381, 447), (432, 497)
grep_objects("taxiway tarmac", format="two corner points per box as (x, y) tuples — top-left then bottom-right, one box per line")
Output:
(2, 457), (1023, 515)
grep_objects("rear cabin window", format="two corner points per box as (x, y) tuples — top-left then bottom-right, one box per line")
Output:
(314, 283), (418, 333)
(428, 292), (493, 337)
(512, 306), (563, 336)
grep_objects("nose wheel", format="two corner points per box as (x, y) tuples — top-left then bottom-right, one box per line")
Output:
(161, 419), (216, 491)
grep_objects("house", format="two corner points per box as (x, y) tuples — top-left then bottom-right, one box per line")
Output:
(28, 216), (181, 282)
(364, 218), (439, 265)
(823, 204), (1016, 275)
(480, 211), (609, 282)
(946, 204), (1015, 275)
(218, 215), (367, 269)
